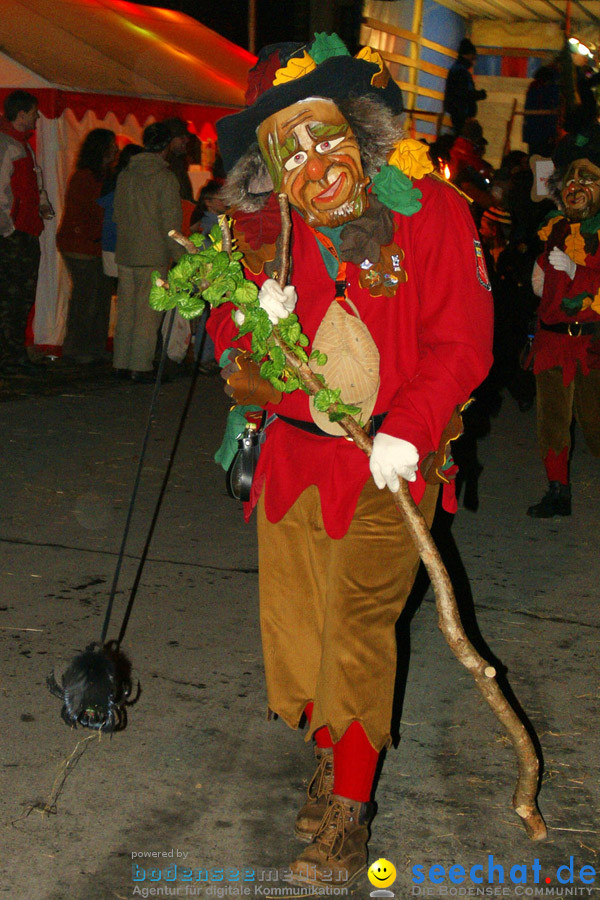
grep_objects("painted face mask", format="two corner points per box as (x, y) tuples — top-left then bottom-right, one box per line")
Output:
(561, 159), (600, 222)
(257, 98), (369, 228)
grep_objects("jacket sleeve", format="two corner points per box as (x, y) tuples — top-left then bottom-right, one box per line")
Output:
(381, 182), (494, 456)
(0, 138), (18, 236)
(160, 172), (184, 262)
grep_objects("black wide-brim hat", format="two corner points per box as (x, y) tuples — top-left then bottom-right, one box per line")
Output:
(552, 123), (600, 171)
(217, 54), (404, 173)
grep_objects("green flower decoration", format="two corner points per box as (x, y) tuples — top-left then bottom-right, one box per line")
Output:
(371, 165), (423, 216)
(561, 293), (587, 314)
(309, 32), (351, 64)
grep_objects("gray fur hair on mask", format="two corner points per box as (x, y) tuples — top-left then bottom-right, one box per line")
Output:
(220, 96), (404, 213)
(546, 168), (566, 210)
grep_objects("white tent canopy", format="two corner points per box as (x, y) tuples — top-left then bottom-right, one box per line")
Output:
(0, 0), (255, 349)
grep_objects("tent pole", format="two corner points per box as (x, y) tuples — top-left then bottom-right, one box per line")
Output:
(409, 0), (424, 138)
(248, 0), (257, 54)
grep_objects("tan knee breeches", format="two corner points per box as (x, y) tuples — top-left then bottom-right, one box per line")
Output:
(536, 365), (600, 459)
(257, 478), (439, 752)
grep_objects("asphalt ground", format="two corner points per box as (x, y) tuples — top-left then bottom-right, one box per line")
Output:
(0, 363), (598, 900)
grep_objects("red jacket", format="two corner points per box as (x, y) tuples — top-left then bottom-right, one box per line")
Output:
(56, 168), (104, 256)
(0, 117), (43, 237)
(535, 214), (600, 385)
(448, 136), (492, 182)
(209, 176), (494, 538)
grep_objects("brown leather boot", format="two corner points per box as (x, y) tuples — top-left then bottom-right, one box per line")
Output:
(294, 746), (334, 843)
(289, 794), (372, 888)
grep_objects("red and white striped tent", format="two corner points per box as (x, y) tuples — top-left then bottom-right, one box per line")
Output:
(0, 0), (256, 350)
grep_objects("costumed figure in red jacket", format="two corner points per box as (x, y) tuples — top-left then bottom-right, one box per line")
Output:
(208, 35), (493, 887)
(527, 125), (600, 517)
(0, 90), (54, 375)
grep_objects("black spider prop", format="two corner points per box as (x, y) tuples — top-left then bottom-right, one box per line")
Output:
(47, 642), (139, 732)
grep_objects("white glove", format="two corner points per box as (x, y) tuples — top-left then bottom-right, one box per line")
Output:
(369, 433), (419, 492)
(548, 248), (576, 280)
(531, 261), (545, 298)
(258, 278), (297, 325)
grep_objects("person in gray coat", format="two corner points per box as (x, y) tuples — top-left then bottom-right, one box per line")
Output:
(113, 122), (183, 382)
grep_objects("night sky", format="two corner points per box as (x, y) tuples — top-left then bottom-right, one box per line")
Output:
(126, 0), (313, 52)
(126, 1), (364, 55)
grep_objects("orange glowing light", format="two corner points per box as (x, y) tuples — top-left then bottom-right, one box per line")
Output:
(443, 164), (451, 180)
(153, 8), (185, 22)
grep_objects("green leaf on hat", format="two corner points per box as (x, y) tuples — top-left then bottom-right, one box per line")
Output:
(371, 165), (423, 216)
(309, 32), (351, 64)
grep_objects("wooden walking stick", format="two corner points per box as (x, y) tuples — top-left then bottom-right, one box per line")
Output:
(274, 195), (546, 840)
(164, 196), (547, 841)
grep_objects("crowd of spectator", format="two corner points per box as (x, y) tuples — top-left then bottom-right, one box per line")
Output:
(0, 92), (222, 384)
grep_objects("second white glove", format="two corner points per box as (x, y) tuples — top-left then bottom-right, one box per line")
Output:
(258, 278), (297, 325)
(369, 433), (419, 492)
(548, 248), (576, 280)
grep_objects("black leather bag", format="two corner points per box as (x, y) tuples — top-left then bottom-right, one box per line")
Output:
(225, 419), (264, 502)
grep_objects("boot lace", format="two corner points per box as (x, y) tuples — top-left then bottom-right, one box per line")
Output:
(312, 799), (358, 859)
(307, 751), (334, 802)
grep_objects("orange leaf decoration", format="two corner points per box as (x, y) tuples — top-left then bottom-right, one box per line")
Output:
(564, 223), (587, 265)
(273, 50), (317, 85)
(355, 47), (389, 88)
(538, 215), (562, 242)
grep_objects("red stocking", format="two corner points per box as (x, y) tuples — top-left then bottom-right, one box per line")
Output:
(332, 721), (379, 803)
(304, 702), (333, 749)
(544, 447), (568, 485)
(304, 706), (379, 801)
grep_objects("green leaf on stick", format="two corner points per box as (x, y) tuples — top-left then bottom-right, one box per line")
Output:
(151, 226), (366, 426)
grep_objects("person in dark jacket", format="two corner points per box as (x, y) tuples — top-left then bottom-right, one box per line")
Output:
(444, 38), (487, 134)
(163, 117), (194, 201)
(523, 65), (559, 157)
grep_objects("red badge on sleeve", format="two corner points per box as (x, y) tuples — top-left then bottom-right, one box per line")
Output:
(474, 240), (492, 291)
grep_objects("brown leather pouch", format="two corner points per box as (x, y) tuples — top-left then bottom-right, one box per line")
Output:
(420, 406), (465, 485)
(222, 351), (282, 407)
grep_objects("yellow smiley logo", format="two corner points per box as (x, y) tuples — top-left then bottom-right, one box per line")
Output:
(368, 858), (397, 888)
